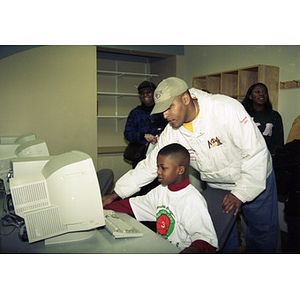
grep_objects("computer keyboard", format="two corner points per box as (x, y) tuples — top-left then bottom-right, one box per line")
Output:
(103, 209), (143, 238)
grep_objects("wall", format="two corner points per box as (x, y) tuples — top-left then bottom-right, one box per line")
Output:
(0, 45), (98, 166)
(184, 45), (300, 141)
(151, 55), (185, 82)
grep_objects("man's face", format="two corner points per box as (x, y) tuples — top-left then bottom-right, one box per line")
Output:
(163, 95), (188, 128)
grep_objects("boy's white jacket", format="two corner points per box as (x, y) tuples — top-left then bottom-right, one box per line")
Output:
(116, 88), (273, 203)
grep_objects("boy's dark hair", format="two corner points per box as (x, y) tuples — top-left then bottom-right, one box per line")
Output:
(158, 143), (190, 167)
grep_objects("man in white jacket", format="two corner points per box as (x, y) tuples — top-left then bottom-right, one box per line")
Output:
(103, 77), (278, 253)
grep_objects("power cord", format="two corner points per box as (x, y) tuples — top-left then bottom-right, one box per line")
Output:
(0, 193), (25, 238)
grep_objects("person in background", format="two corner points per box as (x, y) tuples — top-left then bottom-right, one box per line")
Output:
(273, 115), (300, 252)
(103, 77), (279, 253)
(104, 143), (218, 253)
(242, 82), (284, 155)
(286, 115), (300, 143)
(124, 81), (167, 168)
(241, 83), (284, 251)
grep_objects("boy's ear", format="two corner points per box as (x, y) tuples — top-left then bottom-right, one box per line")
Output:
(178, 165), (185, 175)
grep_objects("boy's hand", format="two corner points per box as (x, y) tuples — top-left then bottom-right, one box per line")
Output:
(102, 191), (119, 207)
(222, 193), (242, 216)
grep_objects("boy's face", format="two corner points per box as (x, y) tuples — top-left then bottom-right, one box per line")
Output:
(156, 154), (184, 186)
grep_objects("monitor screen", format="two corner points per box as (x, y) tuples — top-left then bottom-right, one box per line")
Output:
(10, 150), (105, 244)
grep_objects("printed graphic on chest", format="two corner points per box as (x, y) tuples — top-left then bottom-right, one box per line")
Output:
(156, 208), (175, 238)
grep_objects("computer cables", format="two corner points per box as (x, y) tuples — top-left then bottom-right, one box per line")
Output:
(0, 183), (26, 239)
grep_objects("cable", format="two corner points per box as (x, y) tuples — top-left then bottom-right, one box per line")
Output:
(0, 194), (24, 236)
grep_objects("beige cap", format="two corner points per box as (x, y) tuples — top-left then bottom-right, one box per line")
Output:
(150, 77), (189, 115)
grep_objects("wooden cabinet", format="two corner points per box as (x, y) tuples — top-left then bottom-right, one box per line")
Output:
(193, 65), (279, 109)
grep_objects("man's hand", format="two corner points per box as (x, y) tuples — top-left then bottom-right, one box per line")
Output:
(222, 193), (242, 216)
(102, 191), (119, 207)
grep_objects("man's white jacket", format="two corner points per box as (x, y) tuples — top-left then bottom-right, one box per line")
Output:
(116, 88), (273, 203)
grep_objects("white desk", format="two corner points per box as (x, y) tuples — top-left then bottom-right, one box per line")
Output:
(0, 211), (179, 254)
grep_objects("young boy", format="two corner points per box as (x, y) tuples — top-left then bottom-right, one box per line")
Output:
(103, 143), (218, 253)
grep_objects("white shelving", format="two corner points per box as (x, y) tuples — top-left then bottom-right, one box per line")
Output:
(97, 115), (128, 119)
(97, 62), (158, 131)
(97, 91), (139, 97)
(97, 70), (158, 79)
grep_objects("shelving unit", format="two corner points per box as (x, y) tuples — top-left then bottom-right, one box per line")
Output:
(97, 91), (138, 96)
(97, 64), (158, 131)
(97, 70), (157, 79)
(193, 64), (279, 109)
(96, 56), (160, 181)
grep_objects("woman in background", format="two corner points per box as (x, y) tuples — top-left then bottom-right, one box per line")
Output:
(242, 82), (284, 155)
(241, 82), (284, 252)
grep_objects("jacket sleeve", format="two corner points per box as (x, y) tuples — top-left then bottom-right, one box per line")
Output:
(226, 101), (271, 202)
(115, 125), (173, 199)
(104, 198), (134, 215)
(124, 108), (148, 144)
(189, 240), (217, 253)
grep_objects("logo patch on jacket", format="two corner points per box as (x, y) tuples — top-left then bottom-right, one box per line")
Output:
(240, 116), (249, 125)
(208, 137), (223, 149)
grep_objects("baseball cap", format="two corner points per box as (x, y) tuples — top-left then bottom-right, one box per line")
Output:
(137, 81), (156, 93)
(150, 77), (189, 115)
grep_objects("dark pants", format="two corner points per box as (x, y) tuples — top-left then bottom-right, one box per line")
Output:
(223, 171), (279, 253)
(286, 215), (300, 253)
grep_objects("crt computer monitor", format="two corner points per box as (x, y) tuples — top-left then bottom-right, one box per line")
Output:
(14, 138), (49, 158)
(0, 138), (49, 168)
(10, 150), (105, 244)
(0, 133), (36, 144)
(0, 139), (50, 193)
